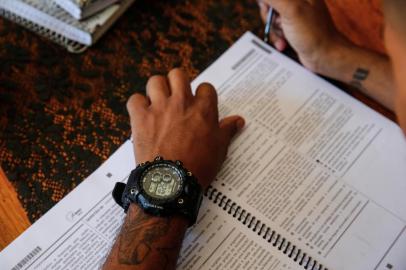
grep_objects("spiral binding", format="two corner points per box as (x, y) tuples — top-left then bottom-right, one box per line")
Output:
(0, 2), (88, 53)
(205, 186), (328, 270)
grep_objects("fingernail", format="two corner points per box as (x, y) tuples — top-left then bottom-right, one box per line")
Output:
(237, 118), (245, 130)
(275, 39), (284, 51)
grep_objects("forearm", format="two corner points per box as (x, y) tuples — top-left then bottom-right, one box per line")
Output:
(318, 39), (395, 110)
(103, 204), (188, 270)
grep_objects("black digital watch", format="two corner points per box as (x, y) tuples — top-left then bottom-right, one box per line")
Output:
(112, 156), (203, 226)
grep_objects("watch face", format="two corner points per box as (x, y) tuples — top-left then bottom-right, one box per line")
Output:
(140, 163), (183, 200)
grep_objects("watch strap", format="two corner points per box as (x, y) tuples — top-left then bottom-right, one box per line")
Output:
(112, 182), (126, 209)
(179, 180), (203, 225)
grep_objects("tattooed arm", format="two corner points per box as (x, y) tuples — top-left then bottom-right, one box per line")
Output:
(102, 205), (188, 270)
(318, 42), (395, 111)
(103, 68), (244, 270)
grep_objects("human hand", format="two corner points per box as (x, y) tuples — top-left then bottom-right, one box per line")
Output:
(126, 68), (245, 189)
(258, 0), (350, 73)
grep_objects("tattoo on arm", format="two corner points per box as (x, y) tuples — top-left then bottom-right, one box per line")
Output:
(103, 205), (187, 270)
(118, 210), (169, 265)
(350, 68), (370, 89)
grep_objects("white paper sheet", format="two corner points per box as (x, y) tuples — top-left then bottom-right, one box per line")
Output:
(191, 32), (406, 270)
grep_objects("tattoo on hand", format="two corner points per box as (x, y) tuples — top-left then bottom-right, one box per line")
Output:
(350, 68), (370, 89)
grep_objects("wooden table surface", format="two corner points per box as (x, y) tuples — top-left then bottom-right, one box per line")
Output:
(0, 167), (30, 251)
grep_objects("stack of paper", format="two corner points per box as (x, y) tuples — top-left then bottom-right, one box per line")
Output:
(54, 0), (120, 20)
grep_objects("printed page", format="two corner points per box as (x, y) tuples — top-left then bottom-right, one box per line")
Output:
(177, 200), (300, 270)
(191, 32), (406, 270)
(0, 141), (133, 270)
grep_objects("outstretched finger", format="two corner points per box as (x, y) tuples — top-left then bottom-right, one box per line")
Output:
(219, 116), (245, 147)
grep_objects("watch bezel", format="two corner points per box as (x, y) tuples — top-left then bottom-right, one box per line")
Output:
(136, 160), (187, 206)
(113, 156), (203, 226)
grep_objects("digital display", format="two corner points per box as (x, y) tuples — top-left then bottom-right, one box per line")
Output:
(141, 164), (182, 199)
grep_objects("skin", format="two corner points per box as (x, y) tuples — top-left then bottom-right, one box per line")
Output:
(104, 2), (406, 269)
(384, 21), (406, 134)
(102, 68), (245, 270)
(259, 0), (395, 110)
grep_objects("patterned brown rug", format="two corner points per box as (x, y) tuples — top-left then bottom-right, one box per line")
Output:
(0, 0), (263, 222)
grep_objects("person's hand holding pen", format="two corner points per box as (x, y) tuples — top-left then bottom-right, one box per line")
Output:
(258, 0), (396, 111)
(258, 0), (349, 74)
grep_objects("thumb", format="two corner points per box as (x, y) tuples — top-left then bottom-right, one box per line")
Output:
(219, 116), (245, 145)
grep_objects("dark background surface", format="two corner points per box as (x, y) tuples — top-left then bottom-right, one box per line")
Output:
(0, 0), (263, 222)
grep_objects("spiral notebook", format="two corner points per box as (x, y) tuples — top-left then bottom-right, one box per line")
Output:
(0, 0), (134, 53)
(1, 32), (406, 270)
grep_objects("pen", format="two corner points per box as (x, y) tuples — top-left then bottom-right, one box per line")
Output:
(263, 7), (274, 44)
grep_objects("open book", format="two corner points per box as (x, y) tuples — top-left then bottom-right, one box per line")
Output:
(1, 32), (405, 270)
